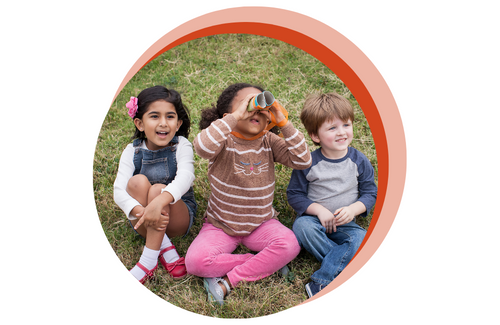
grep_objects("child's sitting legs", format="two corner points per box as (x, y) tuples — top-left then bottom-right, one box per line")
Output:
(126, 174), (186, 281)
(293, 215), (366, 282)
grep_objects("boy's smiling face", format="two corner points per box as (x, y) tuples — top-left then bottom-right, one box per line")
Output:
(311, 117), (353, 159)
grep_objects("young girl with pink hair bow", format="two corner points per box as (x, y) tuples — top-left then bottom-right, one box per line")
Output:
(114, 85), (197, 284)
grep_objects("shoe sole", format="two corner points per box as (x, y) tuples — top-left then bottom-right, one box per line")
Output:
(203, 278), (223, 305)
(203, 279), (215, 302)
(305, 283), (313, 298)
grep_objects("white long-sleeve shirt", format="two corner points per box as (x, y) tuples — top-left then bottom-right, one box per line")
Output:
(113, 136), (195, 220)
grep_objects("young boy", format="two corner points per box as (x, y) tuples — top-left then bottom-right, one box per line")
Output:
(287, 92), (377, 298)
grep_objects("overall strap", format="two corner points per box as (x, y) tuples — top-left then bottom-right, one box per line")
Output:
(132, 139), (143, 176)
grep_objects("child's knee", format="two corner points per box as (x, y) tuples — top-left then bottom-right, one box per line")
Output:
(351, 229), (366, 251)
(287, 236), (301, 258)
(292, 216), (307, 234)
(293, 217), (320, 241)
(126, 174), (150, 192)
(148, 183), (165, 198)
(275, 230), (301, 258)
(185, 246), (212, 275)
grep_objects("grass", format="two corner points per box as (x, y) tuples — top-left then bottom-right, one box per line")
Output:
(93, 34), (377, 318)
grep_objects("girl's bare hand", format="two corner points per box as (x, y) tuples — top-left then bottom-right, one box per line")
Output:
(260, 100), (286, 125)
(154, 213), (169, 231)
(134, 200), (163, 229)
(232, 93), (258, 121)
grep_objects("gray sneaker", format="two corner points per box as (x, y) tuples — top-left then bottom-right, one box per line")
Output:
(203, 277), (230, 306)
(305, 281), (326, 298)
(279, 265), (290, 277)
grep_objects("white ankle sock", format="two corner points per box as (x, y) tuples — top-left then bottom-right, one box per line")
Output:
(130, 246), (159, 281)
(160, 234), (179, 263)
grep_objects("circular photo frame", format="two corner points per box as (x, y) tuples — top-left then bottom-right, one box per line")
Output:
(103, 6), (406, 312)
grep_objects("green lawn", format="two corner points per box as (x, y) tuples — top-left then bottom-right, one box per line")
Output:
(93, 34), (377, 318)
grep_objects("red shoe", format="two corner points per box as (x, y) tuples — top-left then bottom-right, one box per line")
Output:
(159, 245), (187, 279)
(131, 262), (158, 284)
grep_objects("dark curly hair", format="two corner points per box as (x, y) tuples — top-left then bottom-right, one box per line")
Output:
(131, 85), (191, 140)
(199, 83), (264, 130)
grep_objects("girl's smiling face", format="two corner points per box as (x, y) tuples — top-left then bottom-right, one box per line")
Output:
(231, 87), (269, 138)
(134, 100), (182, 150)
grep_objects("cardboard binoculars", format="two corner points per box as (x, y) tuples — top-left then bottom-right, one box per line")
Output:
(246, 91), (289, 130)
(247, 91), (276, 111)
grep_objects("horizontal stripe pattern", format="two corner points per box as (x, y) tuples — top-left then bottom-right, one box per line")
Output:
(194, 114), (311, 236)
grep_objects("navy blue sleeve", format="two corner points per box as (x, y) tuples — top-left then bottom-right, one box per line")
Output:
(286, 167), (314, 217)
(353, 150), (378, 217)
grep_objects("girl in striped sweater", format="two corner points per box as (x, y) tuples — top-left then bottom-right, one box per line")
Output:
(185, 83), (312, 305)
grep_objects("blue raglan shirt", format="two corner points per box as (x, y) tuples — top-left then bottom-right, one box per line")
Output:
(287, 147), (377, 218)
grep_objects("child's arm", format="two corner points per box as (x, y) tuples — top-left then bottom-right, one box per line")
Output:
(306, 203), (338, 234)
(335, 150), (377, 226)
(356, 153), (378, 216)
(161, 136), (195, 203)
(333, 202), (366, 227)
(286, 168), (313, 216)
(134, 137), (195, 229)
(194, 93), (256, 160)
(287, 168), (338, 233)
(269, 122), (311, 169)
(113, 143), (143, 218)
(266, 109), (311, 170)
(134, 191), (172, 230)
(193, 114), (235, 160)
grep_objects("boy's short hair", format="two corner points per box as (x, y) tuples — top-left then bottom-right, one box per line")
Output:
(300, 92), (355, 145)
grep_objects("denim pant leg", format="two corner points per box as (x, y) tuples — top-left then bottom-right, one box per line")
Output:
(293, 215), (333, 262)
(293, 216), (366, 285)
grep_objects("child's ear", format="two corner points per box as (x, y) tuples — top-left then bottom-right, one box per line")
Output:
(134, 118), (144, 132)
(176, 119), (183, 131)
(310, 133), (320, 144)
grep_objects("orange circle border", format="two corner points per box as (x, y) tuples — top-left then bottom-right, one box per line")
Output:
(111, 7), (406, 305)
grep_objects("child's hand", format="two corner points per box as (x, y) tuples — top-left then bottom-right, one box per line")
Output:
(155, 212), (170, 231)
(334, 206), (356, 226)
(130, 205), (146, 221)
(334, 202), (366, 227)
(317, 209), (337, 234)
(134, 198), (168, 230)
(260, 100), (286, 126)
(156, 204), (170, 231)
(232, 93), (259, 121)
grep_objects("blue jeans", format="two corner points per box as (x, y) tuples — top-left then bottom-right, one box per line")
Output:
(293, 215), (366, 285)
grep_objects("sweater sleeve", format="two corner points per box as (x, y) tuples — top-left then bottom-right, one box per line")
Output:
(268, 121), (312, 170)
(113, 143), (142, 219)
(161, 136), (196, 203)
(355, 151), (378, 217)
(286, 167), (314, 217)
(194, 114), (237, 160)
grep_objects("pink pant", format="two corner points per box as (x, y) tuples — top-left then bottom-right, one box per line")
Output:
(185, 219), (300, 287)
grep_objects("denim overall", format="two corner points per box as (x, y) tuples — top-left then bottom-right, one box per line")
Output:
(132, 136), (197, 233)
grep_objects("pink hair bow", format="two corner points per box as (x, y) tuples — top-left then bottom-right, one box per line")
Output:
(126, 97), (138, 118)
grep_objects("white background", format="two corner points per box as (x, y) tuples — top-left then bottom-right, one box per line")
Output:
(1, 1), (498, 324)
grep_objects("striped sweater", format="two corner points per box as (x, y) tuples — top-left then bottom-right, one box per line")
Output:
(194, 114), (312, 236)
